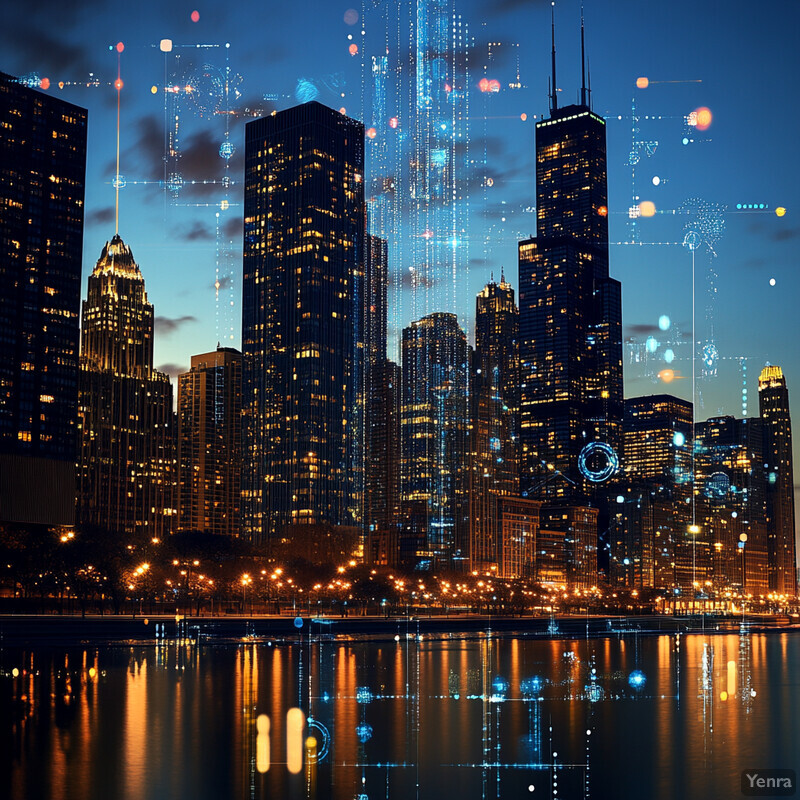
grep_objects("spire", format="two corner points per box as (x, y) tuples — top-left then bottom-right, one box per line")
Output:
(580, 4), (588, 107)
(93, 234), (143, 280)
(550, 3), (558, 112)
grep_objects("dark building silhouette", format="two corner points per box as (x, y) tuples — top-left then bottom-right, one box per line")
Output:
(0, 73), (87, 527)
(241, 102), (365, 547)
(363, 233), (400, 565)
(400, 312), (470, 570)
(77, 235), (175, 538)
(177, 347), (242, 536)
(471, 275), (520, 574)
(517, 21), (622, 575)
(758, 366), (797, 595)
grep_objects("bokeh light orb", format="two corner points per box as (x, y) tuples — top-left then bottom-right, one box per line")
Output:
(114, 79), (124, 91)
(116, 41), (125, 53)
(639, 200), (656, 217)
(150, 85), (158, 94)
(348, 43), (358, 56)
(769, 278), (776, 286)
(344, 8), (359, 25)
(597, 205), (608, 217)
(694, 106), (712, 131)
(520, 113), (527, 121)
(775, 206), (786, 217)
(659, 369), (675, 383)
(646, 336), (659, 354)
(366, 127), (376, 139)
(488, 79), (501, 93)
(389, 116), (398, 129)
(339, 107), (346, 114)
(636, 77), (649, 89)
(478, 78), (490, 93)
(628, 670), (646, 689)
(652, 175), (660, 186)
(219, 140), (235, 159)
(658, 314), (671, 331)
(39, 77), (50, 90)
(190, 10), (200, 22)
(664, 348), (675, 364)
(673, 431), (685, 447)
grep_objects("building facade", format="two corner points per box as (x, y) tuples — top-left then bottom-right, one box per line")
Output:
(758, 365), (797, 595)
(400, 312), (470, 570)
(77, 235), (175, 539)
(241, 101), (366, 547)
(177, 347), (242, 536)
(0, 72), (87, 527)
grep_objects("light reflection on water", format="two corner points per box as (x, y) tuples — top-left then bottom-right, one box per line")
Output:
(3, 630), (800, 799)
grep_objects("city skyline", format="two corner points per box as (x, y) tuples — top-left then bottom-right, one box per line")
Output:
(0, 0), (798, 556)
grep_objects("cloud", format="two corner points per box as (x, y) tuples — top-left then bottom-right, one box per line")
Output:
(222, 215), (242, 240)
(157, 363), (187, 380)
(183, 221), (213, 242)
(740, 256), (767, 270)
(125, 114), (164, 179)
(772, 226), (800, 242)
(154, 315), (196, 335)
(626, 323), (660, 335)
(477, 0), (551, 13)
(85, 206), (115, 227)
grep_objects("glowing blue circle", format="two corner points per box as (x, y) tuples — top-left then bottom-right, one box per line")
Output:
(683, 230), (701, 250)
(673, 431), (685, 447)
(578, 442), (619, 483)
(219, 140), (235, 160)
(112, 175), (127, 190)
(646, 336), (659, 353)
(616, 495), (625, 503)
(520, 676), (543, 696)
(628, 670), (646, 689)
(306, 717), (331, 762)
(293, 616), (304, 629)
(658, 315), (671, 331)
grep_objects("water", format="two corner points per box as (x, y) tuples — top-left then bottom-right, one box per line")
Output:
(3, 628), (799, 799)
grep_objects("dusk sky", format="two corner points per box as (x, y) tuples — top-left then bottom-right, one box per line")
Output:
(2, 0), (799, 509)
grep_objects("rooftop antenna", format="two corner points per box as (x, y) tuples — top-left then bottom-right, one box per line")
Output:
(550, 3), (558, 112)
(113, 42), (124, 235)
(580, 3), (588, 106)
(587, 58), (593, 110)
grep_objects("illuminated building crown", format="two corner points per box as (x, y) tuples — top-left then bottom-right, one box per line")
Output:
(92, 233), (142, 280)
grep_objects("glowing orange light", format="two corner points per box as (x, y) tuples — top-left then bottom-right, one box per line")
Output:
(445, 82), (452, 93)
(775, 206), (786, 217)
(58, 81), (65, 89)
(488, 79), (501, 93)
(694, 106), (712, 131)
(478, 78), (490, 93)
(39, 77), (50, 90)
(366, 127), (376, 139)
(114, 79), (124, 91)
(597, 205), (608, 217)
(389, 116), (398, 128)
(116, 41), (125, 53)
(349, 43), (359, 56)
(520, 113), (527, 121)
(190, 10), (200, 22)
(339, 107), (346, 115)
(151, 85), (158, 94)
(639, 200), (656, 217)
(659, 369), (675, 383)
(636, 77), (649, 89)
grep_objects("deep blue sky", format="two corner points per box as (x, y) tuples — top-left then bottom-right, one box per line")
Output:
(2, 0), (799, 497)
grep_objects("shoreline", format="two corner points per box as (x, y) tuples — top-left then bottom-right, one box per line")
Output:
(2, 612), (798, 647)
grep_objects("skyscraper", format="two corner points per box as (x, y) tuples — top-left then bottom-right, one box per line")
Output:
(758, 366), (797, 595)
(0, 73), (87, 527)
(517, 21), (622, 574)
(241, 102), (365, 547)
(77, 235), (175, 538)
(363, 234), (401, 565)
(400, 312), (470, 570)
(177, 347), (242, 537)
(471, 275), (519, 572)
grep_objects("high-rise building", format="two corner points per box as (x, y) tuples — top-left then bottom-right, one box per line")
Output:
(471, 275), (519, 572)
(363, 234), (400, 565)
(758, 366), (797, 595)
(610, 395), (694, 588)
(177, 347), (242, 537)
(77, 235), (175, 538)
(400, 312), (470, 570)
(518, 35), (622, 503)
(695, 416), (768, 596)
(241, 102), (365, 547)
(0, 73), (87, 527)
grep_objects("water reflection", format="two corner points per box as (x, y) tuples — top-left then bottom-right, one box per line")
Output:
(3, 629), (800, 800)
